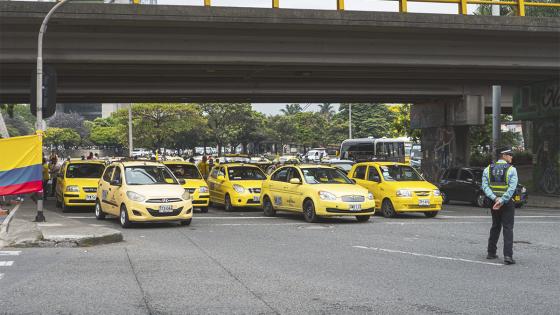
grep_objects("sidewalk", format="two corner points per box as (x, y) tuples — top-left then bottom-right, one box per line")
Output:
(0, 200), (122, 248)
(527, 194), (560, 209)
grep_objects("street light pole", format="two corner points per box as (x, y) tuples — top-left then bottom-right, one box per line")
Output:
(491, 4), (501, 162)
(35, 0), (69, 222)
(348, 104), (352, 139)
(128, 104), (133, 157)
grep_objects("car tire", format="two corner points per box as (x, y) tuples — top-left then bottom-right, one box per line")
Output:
(200, 207), (209, 213)
(441, 191), (450, 204)
(120, 204), (132, 228)
(424, 211), (438, 218)
(62, 202), (69, 213)
(224, 194), (234, 212)
(474, 193), (486, 208)
(263, 196), (276, 217)
(356, 215), (370, 222)
(303, 199), (318, 223)
(180, 219), (192, 226)
(382, 199), (397, 218)
(95, 200), (106, 220)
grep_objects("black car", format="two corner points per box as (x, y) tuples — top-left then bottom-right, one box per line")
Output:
(438, 167), (528, 208)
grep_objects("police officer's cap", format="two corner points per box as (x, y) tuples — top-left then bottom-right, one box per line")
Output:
(497, 147), (513, 156)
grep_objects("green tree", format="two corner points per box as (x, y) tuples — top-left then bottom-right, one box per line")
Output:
(88, 116), (122, 147)
(318, 103), (335, 121)
(0, 104), (35, 137)
(469, 114), (522, 154)
(388, 104), (421, 141)
(200, 103), (254, 156)
(265, 115), (296, 153)
(281, 104), (303, 115)
(44, 127), (81, 149)
(335, 103), (395, 139)
(474, 0), (559, 17)
(47, 112), (90, 143)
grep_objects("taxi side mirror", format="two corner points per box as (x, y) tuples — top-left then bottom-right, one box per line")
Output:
(217, 175), (225, 181)
(289, 178), (301, 185)
(178, 179), (186, 185)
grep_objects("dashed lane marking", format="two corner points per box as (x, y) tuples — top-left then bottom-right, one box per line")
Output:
(0, 261), (14, 267)
(0, 251), (20, 256)
(37, 223), (64, 227)
(196, 217), (278, 219)
(0, 273), (4, 280)
(439, 215), (560, 219)
(352, 246), (504, 266)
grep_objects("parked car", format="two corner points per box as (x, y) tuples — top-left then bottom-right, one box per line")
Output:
(438, 167), (528, 208)
(321, 159), (355, 175)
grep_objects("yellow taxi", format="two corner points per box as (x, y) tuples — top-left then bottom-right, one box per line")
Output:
(55, 160), (106, 212)
(261, 165), (375, 223)
(95, 160), (193, 227)
(348, 162), (442, 218)
(207, 163), (266, 211)
(163, 161), (210, 213)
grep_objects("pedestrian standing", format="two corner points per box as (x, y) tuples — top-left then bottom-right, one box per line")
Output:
(42, 157), (50, 200)
(482, 147), (518, 265)
(198, 156), (210, 179)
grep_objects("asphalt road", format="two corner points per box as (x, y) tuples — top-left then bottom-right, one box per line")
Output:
(2, 201), (560, 315)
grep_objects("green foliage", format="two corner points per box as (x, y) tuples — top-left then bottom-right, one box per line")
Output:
(388, 104), (421, 140)
(336, 103), (395, 139)
(0, 104), (35, 137)
(469, 115), (522, 153)
(200, 103), (254, 154)
(44, 127), (81, 148)
(474, 1), (560, 17)
(280, 104), (303, 115)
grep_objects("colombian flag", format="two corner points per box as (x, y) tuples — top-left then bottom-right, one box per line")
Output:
(0, 134), (43, 196)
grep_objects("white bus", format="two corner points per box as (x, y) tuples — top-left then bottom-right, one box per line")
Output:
(339, 137), (408, 163)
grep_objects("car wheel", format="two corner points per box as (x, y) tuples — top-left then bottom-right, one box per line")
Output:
(224, 194), (234, 212)
(303, 199), (318, 223)
(424, 211), (438, 218)
(95, 200), (105, 220)
(356, 215), (370, 222)
(200, 207), (209, 213)
(62, 202), (69, 213)
(441, 191), (450, 204)
(263, 196), (276, 217)
(475, 193), (486, 208)
(180, 219), (192, 226)
(382, 199), (396, 218)
(120, 204), (131, 228)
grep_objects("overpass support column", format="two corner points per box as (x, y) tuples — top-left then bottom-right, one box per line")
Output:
(411, 96), (484, 182)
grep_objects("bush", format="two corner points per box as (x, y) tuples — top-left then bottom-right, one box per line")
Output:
(470, 152), (491, 167)
(513, 150), (533, 165)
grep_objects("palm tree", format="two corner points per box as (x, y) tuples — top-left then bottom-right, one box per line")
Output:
(318, 103), (334, 120)
(281, 104), (303, 115)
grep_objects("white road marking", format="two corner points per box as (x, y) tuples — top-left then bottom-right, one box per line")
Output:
(200, 223), (303, 226)
(0, 261), (14, 267)
(353, 246), (504, 266)
(66, 216), (97, 219)
(37, 223), (64, 227)
(383, 221), (558, 225)
(0, 273), (4, 280)
(196, 217), (278, 219)
(439, 215), (560, 219)
(0, 251), (20, 256)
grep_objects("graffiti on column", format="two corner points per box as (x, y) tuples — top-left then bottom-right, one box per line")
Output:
(434, 127), (455, 178)
(422, 126), (455, 182)
(535, 119), (560, 195)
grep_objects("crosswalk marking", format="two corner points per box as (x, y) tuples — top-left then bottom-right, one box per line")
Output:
(0, 261), (14, 267)
(0, 251), (21, 256)
(0, 273), (4, 280)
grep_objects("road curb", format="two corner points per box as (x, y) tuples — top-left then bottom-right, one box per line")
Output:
(0, 204), (21, 236)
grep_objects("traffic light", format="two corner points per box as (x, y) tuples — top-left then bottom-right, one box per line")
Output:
(30, 65), (57, 119)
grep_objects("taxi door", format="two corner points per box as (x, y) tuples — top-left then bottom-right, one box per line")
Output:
(351, 165), (368, 188)
(106, 166), (123, 215)
(285, 167), (304, 211)
(98, 166), (114, 213)
(268, 168), (289, 210)
(55, 162), (68, 202)
(366, 166), (383, 209)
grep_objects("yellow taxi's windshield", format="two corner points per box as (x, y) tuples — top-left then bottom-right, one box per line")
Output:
(379, 165), (422, 181)
(65, 163), (105, 179)
(227, 167), (266, 181)
(166, 164), (202, 180)
(302, 168), (353, 184)
(125, 166), (178, 185)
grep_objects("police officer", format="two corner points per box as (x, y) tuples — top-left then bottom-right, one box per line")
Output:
(481, 147), (518, 265)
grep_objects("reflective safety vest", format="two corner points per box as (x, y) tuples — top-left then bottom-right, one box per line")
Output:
(487, 163), (512, 197)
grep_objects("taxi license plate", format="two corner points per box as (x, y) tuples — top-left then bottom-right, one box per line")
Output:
(350, 204), (362, 211)
(159, 205), (173, 213)
(253, 196), (261, 202)
(86, 194), (96, 201)
(419, 199), (430, 206)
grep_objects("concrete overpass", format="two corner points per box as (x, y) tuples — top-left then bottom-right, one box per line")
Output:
(0, 1), (559, 105)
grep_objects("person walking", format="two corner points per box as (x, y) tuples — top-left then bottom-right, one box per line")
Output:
(198, 156), (210, 179)
(481, 147), (518, 265)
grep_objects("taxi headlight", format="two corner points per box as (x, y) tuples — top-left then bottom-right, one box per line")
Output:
(433, 189), (441, 196)
(319, 191), (337, 201)
(182, 190), (191, 200)
(368, 192), (374, 200)
(199, 186), (209, 193)
(233, 184), (245, 193)
(66, 185), (79, 192)
(126, 191), (146, 202)
(396, 189), (412, 197)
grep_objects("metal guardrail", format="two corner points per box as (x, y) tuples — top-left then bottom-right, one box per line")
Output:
(129, 0), (560, 17)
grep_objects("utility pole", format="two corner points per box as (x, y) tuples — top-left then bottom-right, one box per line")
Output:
(0, 111), (9, 138)
(491, 4), (501, 162)
(128, 104), (133, 157)
(35, 0), (69, 222)
(348, 104), (352, 139)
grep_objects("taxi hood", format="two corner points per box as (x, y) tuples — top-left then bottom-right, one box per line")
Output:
(383, 181), (438, 191)
(310, 183), (369, 197)
(126, 184), (185, 199)
(64, 178), (101, 186)
(229, 180), (264, 188)
(182, 179), (208, 189)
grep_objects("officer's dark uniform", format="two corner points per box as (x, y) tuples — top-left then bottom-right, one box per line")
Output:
(481, 148), (518, 264)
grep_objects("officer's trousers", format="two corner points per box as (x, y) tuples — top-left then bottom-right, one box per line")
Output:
(488, 200), (515, 257)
